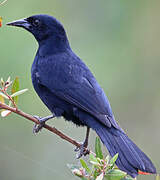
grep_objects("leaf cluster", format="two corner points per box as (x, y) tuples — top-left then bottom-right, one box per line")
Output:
(69, 137), (160, 180)
(0, 77), (28, 117)
(68, 137), (134, 180)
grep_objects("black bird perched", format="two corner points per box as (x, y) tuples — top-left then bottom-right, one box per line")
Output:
(7, 14), (156, 178)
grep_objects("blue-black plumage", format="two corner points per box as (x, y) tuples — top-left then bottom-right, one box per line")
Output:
(7, 14), (156, 178)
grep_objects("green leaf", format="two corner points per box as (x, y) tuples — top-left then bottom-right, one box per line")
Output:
(105, 169), (127, 180)
(90, 161), (101, 166)
(105, 155), (110, 165)
(0, 78), (4, 87)
(93, 170), (100, 179)
(96, 173), (104, 180)
(0, 95), (5, 114)
(0, 95), (4, 103)
(0, 92), (9, 99)
(11, 77), (19, 104)
(11, 89), (28, 98)
(89, 154), (101, 167)
(80, 159), (91, 174)
(95, 137), (103, 159)
(89, 154), (99, 163)
(109, 153), (118, 168)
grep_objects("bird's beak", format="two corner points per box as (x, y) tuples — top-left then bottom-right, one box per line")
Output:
(6, 18), (30, 29)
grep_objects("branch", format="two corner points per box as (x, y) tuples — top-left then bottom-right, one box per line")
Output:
(0, 102), (89, 151)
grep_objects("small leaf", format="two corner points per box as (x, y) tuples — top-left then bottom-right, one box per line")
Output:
(97, 157), (103, 164)
(89, 154), (101, 166)
(11, 77), (19, 93)
(90, 161), (101, 166)
(105, 155), (110, 165)
(110, 153), (118, 168)
(93, 170), (100, 179)
(1, 78), (4, 87)
(0, 92), (9, 99)
(11, 89), (28, 98)
(96, 173), (104, 180)
(11, 77), (20, 104)
(80, 159), (91, 174)
(5, 76), (12, 88)
(95, 137), (103, 159)
(0, 95), (4, 103)
(105, 169), (127, 180)
(0, 95), (5, 114)
(89, 153), (99, 163)
(1, 110), (11, 117)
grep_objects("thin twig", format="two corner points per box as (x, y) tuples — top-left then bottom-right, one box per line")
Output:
(0, 89), (18, 109)
(0, 102), (91, 152)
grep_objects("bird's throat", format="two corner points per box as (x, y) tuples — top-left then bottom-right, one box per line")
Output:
(38, 35), (70, 55)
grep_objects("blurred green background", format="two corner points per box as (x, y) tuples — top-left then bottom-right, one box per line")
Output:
(0, 0), (160, 179)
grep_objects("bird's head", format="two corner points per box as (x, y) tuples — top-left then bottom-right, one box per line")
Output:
(7, 14), (68, 45)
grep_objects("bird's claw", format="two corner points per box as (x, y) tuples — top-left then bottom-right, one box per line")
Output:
(33, 122), (45, 134)
(74, 146), (80, 152)
(32, 114), (55, 134)
(33, 115), (45, 134)
(75, 142), (90, 159)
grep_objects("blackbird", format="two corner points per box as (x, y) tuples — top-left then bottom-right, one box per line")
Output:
(7, 14), (156, 177)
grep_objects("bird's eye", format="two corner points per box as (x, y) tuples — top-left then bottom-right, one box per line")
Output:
(32, 19), (40, 27)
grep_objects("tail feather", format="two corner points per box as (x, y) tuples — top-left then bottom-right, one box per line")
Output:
(94, 125), (156, 178)
(99, 127), (138, 176)
(78, 111), (156, 177)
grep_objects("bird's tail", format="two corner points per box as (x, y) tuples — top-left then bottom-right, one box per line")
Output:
(94, 124), (156, 178)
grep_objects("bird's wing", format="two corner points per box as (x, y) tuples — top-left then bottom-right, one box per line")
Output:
(54, 81), (119, 128)
(36, 54), (119, 129)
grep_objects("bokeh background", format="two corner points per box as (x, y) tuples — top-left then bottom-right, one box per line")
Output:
(0, 0), (160, 179)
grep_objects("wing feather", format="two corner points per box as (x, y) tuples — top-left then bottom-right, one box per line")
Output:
(36, 52), (119, 128)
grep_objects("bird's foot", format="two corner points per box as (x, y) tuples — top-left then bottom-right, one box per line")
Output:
(33, 114), (55, 134)
(75, 142), (90, 159)
(33, 116), (46, 134)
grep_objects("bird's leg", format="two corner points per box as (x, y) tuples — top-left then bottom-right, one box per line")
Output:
(33, 114), (55, 134)
(75, 127), (90, 159)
